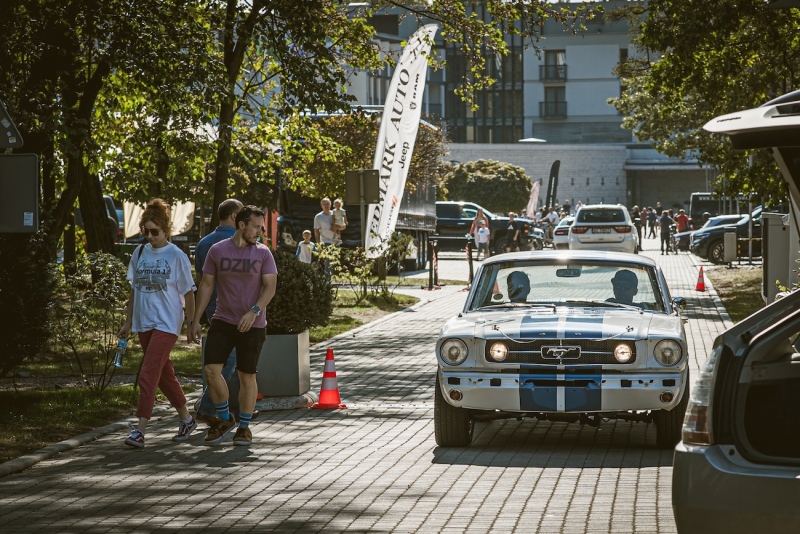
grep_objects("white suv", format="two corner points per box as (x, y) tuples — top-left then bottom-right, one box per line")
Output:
(568, 204), (638, 254)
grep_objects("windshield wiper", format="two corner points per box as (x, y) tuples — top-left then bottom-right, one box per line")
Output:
(564, 299), (640, 311)
(477, 303), (557, 310)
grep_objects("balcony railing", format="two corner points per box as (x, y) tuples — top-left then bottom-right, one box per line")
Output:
(539, 64), (568, 81)
(539, 101), (567, 119)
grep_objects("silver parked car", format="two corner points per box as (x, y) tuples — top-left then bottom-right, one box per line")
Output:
(672, 89), (800, 532)
(434, 250), (688, 448)
(568, 204), (638, 254)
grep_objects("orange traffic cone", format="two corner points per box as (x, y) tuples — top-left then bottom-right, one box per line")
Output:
(696, 266), (706, 292)
(311, 348), (346, 410)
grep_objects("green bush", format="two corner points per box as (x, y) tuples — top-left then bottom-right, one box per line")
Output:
(52, 252), (130, 391)
(0, 232), (58, 378)
(266, 251), (333, 335)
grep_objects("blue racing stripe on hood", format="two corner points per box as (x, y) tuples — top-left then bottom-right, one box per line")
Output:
(564, 314), (605, 338)
(518, 315), (561, 338)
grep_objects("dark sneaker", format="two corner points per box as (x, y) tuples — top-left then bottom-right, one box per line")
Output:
(172, 416), (197, 442)
(205, 417), (236, 444)
(196, 413), (216, 427)
(124, 423), (145, 448)
(232, 426), (252, 446)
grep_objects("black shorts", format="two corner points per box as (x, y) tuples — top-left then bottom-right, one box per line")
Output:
(204, 319), (266, 374)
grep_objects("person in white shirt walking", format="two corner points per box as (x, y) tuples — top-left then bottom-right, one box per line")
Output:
(476, 220), (491, 261)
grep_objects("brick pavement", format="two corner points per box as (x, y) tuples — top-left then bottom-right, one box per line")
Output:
(0, 233), (739, 533)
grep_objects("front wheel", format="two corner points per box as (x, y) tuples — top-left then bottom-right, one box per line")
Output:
(531, 238), (543, 251)
(434, 376), (474, 447)
(709, 239), (725, 264)
(654, 370), (690, 449)
(493, 236), (508, 255)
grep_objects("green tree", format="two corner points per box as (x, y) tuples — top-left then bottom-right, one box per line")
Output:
(609, 0), (795, 200)
(443, 160), (533, 214)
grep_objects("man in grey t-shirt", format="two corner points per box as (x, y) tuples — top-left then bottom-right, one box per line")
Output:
(314, 197), (336, 283)
(314, 197), (336, 245)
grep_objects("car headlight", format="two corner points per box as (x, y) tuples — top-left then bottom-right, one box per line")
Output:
(693, 232), (709, 240)
(440, 339), (468, 365)
(654, 340), (682, 366)
(489, 342), (508, 362)
(614, 343), (633, 363)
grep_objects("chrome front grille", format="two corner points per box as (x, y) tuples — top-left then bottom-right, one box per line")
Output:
(484, 339), (636, 365)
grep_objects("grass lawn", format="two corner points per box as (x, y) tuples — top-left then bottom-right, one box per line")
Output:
(705, 265), (765, 323)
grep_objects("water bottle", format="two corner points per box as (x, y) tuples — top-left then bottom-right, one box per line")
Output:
(112, 336), (127, 368)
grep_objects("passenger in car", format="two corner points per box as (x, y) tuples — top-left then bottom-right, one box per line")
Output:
(608, 269), (638, 305)
(507, 271), (531, 302)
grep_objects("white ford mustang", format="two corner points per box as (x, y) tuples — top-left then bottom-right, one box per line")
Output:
(435, 250), (688, 448)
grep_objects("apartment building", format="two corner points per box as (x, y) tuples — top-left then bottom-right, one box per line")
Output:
(347, 1), (710, 211)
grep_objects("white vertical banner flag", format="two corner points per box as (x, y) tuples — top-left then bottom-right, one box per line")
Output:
(526, 179), (542, 219)
(365, 24), (438, 258)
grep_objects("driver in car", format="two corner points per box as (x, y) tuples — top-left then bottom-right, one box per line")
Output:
(507, 271), (531, 303)
(608, 269), (638, 305)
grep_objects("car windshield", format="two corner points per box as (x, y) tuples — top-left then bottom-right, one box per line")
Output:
(469, 260), (665, 312)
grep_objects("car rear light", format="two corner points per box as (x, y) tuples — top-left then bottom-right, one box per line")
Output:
(571, 226), (589, 234)
(554, 229), (568, 236)
(613, 226), (632, 233)
(682, 345), (722, 446)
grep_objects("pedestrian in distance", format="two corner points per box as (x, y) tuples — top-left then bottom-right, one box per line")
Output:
(659, 209), (675, 255)
(193, 198), (243, 428)
(631, 205), (643, 251)
(189, 205), (278, 446)
(647, 207), (657, 239)
(505, 212), (521, 253)
(331, 198), (348, 246)
(296, 229), (317, 264)
(475, 219), (490, 261)
(119, 198), (198, 448)
(314, 197), (336, 283)
(675, 208), (690, 233)
(469, 208), (490, 251)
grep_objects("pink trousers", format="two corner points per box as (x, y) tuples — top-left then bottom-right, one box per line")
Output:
(136, 330), (186, 420)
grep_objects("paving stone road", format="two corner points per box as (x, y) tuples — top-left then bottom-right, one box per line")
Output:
(0, 234), (737, 533)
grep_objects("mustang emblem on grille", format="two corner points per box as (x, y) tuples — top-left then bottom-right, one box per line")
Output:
(542, 345), (581, 360)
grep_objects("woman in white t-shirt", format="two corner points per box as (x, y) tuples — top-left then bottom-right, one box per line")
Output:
(118, 199), (197, 448)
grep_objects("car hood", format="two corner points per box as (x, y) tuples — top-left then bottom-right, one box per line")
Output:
(440, 308), (681, 340)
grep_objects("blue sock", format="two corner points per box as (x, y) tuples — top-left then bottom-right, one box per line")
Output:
(214, 401), (231, 421)
(238, 413), (252, 428)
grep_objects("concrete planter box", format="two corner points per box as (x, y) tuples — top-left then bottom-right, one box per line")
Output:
(257, 330), (310, 397)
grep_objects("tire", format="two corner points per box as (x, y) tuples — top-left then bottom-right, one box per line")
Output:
(708, 239), (725, 264)
(434, 375), (473, 447)
(493, 235), (508, 255)
(654, 370), (690, 449)
(532, 238), (543, 251)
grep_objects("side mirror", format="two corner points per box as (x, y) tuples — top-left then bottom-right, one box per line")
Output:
(672, 296), (686, 312)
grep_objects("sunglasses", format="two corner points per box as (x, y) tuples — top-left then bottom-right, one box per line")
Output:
(141, 227), (162, 237)
(613, 282), (635, 291)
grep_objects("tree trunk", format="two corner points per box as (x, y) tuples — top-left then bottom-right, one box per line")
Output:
(211, 95), (236, 229)
(80, 171), (114, 254)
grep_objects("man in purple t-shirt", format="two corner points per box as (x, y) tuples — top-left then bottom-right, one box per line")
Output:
(190, 205), (278, 446)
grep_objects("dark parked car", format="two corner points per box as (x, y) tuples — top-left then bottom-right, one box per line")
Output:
(434, 201), (540, 254)
(673, 89), (800, 533)
(689, 208), (762, 263)
(673, 214), (745, 251)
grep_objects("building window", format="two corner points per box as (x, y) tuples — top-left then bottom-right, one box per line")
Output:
(540, 86), (566, 119)
(540, 50), (567, 81)
(571, 177), (574, 186)
(444, 4), (524, 143)
(586, 177), (590, 186)
(601, 177), (605, 185)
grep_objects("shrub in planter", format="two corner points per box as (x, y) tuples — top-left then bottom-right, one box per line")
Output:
(266, 251), (332, 335)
